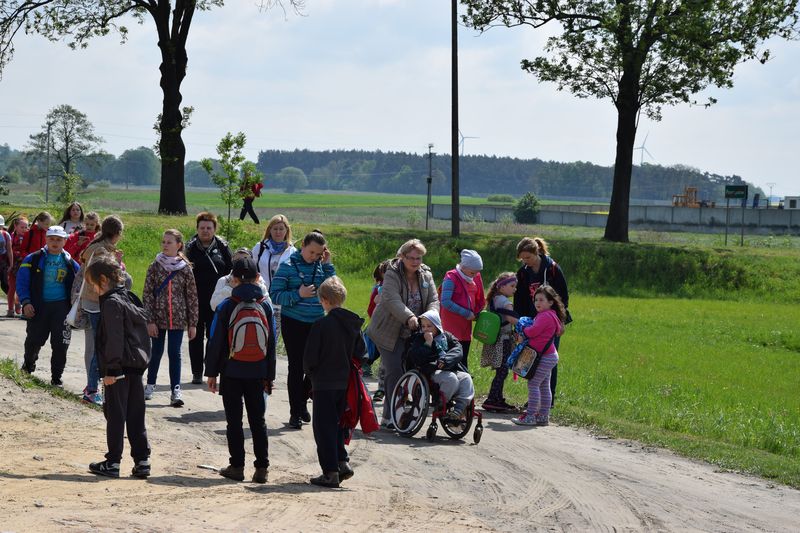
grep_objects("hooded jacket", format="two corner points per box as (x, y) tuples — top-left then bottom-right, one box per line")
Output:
(204, 283), (277, 381)
(406, 309), (465, 374)
(96, 286), (152, 377)
(513, 254), (569, 319)
(304, 307), (366, 391)
(16, 247), (80, 311)
(268, 250), (335, 323)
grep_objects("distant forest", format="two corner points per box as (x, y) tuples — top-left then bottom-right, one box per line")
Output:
(1, 143), (762, 202)
(254, 149), (761, 202)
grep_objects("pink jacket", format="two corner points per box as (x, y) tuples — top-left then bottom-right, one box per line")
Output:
(523, 309), (562, 355)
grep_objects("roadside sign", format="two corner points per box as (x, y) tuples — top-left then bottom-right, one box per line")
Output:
(725, 185), (748, 199)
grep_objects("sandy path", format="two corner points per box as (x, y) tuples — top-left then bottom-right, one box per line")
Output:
(0, 309), (798, 532)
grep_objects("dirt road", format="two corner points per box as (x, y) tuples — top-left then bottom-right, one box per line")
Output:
(1, 310), (798, 532)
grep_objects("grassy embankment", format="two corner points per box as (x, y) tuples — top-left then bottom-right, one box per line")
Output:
(2, 195), (800, 487)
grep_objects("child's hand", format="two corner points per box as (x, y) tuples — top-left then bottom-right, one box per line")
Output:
(264, 380), (274, 394)
(436, 359), (446, 369)
(423, 331), (434, 345)
(22, 304), (35, 319)
(207, 376), (218, 394)
(188, 326), (197, 340)
(147, 323), (158, 338)
(508, 315), (519, 325)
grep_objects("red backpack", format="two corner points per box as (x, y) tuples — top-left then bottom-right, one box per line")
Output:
(227, 297), (270, 362)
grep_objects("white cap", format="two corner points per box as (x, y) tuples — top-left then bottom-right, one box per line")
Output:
(46, 225), (68, 238)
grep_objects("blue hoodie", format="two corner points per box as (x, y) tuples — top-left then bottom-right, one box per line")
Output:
(268, 250), (335, 323)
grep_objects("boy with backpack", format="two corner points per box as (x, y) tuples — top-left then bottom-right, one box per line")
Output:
(205, 257), (276, 484)
(303, 276), (366, 488)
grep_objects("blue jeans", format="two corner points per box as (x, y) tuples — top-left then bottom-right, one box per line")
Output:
(147, 329), (184, 389)
(87, 312), (101, 392)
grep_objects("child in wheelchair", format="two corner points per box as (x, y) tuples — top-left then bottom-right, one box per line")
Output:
(406, 310), (475, 421)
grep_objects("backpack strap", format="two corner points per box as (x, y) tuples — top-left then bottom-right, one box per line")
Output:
(256, 241), (268, 273)
(153, 270), (179, 298)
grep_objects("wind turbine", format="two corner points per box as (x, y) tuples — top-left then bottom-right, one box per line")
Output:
(633, 131), (655, 165)
(458, 129), (479, 156)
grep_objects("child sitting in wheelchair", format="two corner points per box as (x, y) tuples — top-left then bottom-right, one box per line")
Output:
(406, 310), (475, 421)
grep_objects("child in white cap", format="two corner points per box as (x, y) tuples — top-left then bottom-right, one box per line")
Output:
(439, 249), (486, 370)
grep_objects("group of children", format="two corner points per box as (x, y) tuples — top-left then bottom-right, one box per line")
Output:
(3, 204), (568, 486)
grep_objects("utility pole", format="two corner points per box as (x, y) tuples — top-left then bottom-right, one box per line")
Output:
(45, 121), (53, 203)
(451, 0), (460, 237)
(766, 182), (775, 208)
(426, 144), (434, 230)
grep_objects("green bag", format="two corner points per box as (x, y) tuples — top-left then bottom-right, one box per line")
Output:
(473, 311), (501, 344)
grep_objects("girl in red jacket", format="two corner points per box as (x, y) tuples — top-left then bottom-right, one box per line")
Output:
(6, 216), (29, 316)
(21, 211), (53, 256)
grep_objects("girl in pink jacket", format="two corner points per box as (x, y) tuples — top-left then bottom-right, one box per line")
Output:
(513, 285), (566, 426)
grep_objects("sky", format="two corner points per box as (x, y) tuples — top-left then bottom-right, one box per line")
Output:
(1, 0), (799, 197)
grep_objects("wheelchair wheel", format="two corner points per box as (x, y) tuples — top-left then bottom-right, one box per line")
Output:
(442, 404), (474, 440)
(390, 370), (430, 437)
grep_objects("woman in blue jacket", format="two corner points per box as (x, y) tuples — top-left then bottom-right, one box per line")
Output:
(269, 230), (335, 430)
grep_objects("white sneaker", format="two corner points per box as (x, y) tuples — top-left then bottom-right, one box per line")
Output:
(170, 385), (184, 407)
(144, 383), (155, 400)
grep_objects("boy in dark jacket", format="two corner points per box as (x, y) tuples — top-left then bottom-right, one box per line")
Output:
(84, 256), (152, 479)
(205, 257), (276, 484)
(407, 310), (475, 421)
(16, 225), (80, 386)
(303, 276), (365, 488)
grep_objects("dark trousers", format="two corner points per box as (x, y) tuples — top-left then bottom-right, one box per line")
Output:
(239, 198), (260, 224)
(103, 373), (150, 464)
(281, 315), (313, 418)
(551, 336), (561, 407)
(189, 303), (214, 378)
(23, 300), (71, 379)
(221, 375), (269, 468)
(312, 388), (348, 473)
(460, 340), (471, 371)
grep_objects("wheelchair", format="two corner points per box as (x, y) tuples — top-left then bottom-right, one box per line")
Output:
(389, 367), (483, 444)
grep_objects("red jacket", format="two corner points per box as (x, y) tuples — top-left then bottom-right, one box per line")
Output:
(21, 225), (47, 256)
(64, 230), (96, 264)
(341, 357), (380, 442)
(440, 269), (486, 341)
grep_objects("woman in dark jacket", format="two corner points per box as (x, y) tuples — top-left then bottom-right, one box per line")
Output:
(513, 237), (569, 406)
(185, 212), (232, 384)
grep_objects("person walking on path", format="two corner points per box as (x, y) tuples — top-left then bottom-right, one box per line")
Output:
(185, 212), (232, 384)
(365, 239), (439, 430)
(239, 176), (264, 224)
(269, 230), (335, 430)
(17, 225), (80, 386)
(143, 229), (199, 408)
(205, 256), (276, 484)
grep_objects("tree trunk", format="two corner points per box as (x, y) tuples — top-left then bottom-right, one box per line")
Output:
(157, 42), (187, 215)
(604, 77), (639, 242)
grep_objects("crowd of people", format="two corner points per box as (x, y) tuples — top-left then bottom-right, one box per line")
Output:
(0, 201), (570, 487)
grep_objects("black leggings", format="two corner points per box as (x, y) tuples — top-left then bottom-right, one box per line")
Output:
(239, 198), (260, 224)
(281, 314), (313, 418)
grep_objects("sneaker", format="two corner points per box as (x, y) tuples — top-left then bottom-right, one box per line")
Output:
(310, 471), (340, 488)
(82, 388), (103, 406)
(288, 416), (302, 429)
(51, 378), (63, 388)
(252, 467), (268, 484)
(191, 374), (203, 385)
(380, 418), (395, 431)
(5, 309), (14, 318)
(301, 409), (311, 423)
(338, 461), (354, 482)
(446, 408), (465, 422)
(372, 389), (385, 402)
(500, 399), (519, 412)
(219, 465), (245, 482)
(535, 417), (550, 427)
(481, 400), (505, 412)
(170, 385), (184, 407)
(20, 363), (34, 374)
(131, 459), (151, 479)
(89, 460), (120, 478)
(512, 415), (537, 426)
(144, 383), (155, 400)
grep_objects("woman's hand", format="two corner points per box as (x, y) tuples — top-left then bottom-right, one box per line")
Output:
(322, 247), (331, 264)
(102, 376), (117, 386)
(188, 326), (197, 340)
(207, 376), (218, 394)
(147, 323), (158, 338)
(407, 315), (419, 331)
(298, 284), (316, 298)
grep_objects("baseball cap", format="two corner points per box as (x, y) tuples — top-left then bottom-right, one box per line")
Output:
(232, 257), (258, 281)
(46, 225), (68, 238)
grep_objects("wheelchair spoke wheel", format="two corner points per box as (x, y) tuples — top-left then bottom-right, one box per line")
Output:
(390, 370), (430, 437)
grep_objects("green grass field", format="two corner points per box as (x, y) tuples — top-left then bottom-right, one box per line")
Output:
(3, 190), (800, 487)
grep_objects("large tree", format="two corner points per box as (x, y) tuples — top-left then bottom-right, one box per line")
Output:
(1, 0), (303, 214)
(28, 104), (103, 176)
(462, 0), (799, 241)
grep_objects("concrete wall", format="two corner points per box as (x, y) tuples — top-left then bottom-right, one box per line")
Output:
(431, 203), (800, 235)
